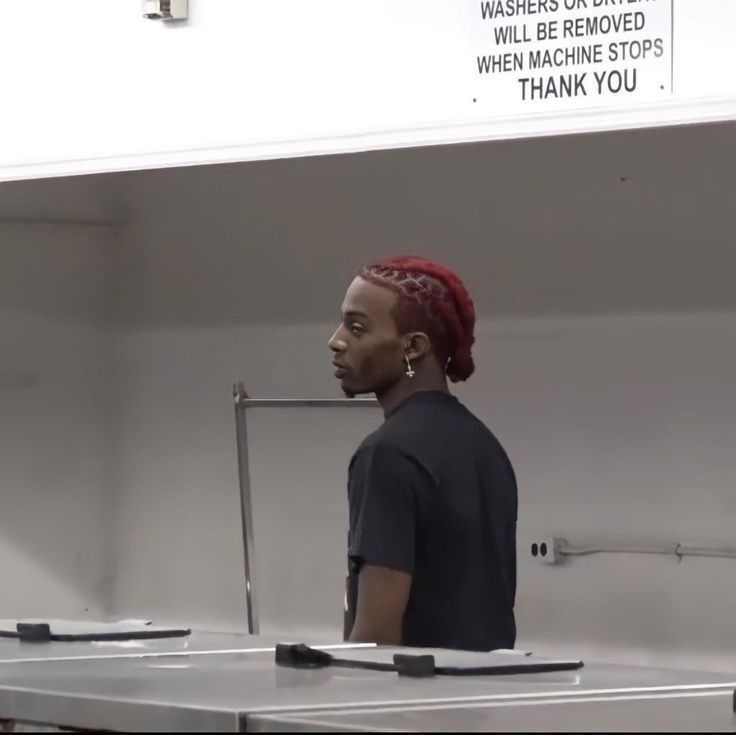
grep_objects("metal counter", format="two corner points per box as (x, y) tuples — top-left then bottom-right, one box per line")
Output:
(0, 631), (369, 664)
(0, 648), (735, 732)
(249, 690), (736, 732)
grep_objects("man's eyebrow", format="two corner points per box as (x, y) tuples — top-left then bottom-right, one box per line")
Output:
(343, 309), (369, 319)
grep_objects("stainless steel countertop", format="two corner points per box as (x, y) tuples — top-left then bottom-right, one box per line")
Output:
(1, 648), (735, 732)
(0, 631), (368, 664)
(248, 691), (736, 732)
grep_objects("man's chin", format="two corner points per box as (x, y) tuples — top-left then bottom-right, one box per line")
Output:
(340, 380), (368, 399)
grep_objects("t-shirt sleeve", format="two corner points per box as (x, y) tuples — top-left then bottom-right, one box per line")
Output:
(348, 443), (429, 576)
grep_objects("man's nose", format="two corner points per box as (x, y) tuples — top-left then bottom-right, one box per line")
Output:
(328, 327), (346, 353)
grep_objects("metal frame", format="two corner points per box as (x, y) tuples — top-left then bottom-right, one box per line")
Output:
(233, 382), (379, 634)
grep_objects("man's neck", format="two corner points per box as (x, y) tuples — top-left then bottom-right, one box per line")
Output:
(376, 372), (449, 418)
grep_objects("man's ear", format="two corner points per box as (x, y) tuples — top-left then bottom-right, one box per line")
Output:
(404, 332), (431, 361)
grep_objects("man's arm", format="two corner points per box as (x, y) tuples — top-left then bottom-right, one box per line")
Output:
(347, 444), (427, 645)
(348, 564), (412, 645)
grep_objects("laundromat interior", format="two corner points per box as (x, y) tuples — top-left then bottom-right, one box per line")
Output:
(1, 0), (736, 729)
(2, 120), (735, 670)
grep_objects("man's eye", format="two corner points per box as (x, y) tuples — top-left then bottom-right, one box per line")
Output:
(350, 324), (366, 336)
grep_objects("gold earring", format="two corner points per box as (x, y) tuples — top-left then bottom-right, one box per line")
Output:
(405, 355), (415, 378)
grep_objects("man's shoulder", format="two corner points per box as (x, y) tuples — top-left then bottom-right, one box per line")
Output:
(350, 399), (489, 462)
(349, 423), (411, 468)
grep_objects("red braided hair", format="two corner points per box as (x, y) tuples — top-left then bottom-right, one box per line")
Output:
(359, 256), (476, 382)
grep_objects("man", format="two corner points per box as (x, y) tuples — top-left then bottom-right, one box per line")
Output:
(328, 255), (518, 652)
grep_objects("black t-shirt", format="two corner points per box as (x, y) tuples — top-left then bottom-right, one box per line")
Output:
(346, 390), (517, 652)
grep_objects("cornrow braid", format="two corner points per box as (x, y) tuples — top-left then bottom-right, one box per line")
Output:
(359, 255), (476, 382)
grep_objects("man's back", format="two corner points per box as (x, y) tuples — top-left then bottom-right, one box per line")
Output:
(347, 390), (517, 651)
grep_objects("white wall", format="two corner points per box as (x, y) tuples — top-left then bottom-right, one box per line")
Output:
(0, 224), (116, 618)
(108, 311), (736, 671)
(472, 313), (736, 672)
(0, 0), (734, 180)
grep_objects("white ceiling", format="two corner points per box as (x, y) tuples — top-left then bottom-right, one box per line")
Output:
(0, 121), (734, 326)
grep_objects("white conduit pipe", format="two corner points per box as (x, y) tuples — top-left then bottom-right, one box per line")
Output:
(556, 540), (736, 561)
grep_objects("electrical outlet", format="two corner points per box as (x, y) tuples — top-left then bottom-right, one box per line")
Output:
(530, 537), (566, 565)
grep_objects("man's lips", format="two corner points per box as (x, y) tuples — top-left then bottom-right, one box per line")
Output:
(332, 360), (349, 379)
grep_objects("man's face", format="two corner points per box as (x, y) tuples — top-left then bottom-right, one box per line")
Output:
(328, 277), (405, 397)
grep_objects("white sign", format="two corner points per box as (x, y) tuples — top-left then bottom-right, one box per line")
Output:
(470, 0), (673, 112)
(0, 0), (733, 181)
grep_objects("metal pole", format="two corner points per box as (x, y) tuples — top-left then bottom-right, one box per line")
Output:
(232, 385), (380, 634)
(234, 397), (379, 409)
(233, 382), (259, 634)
